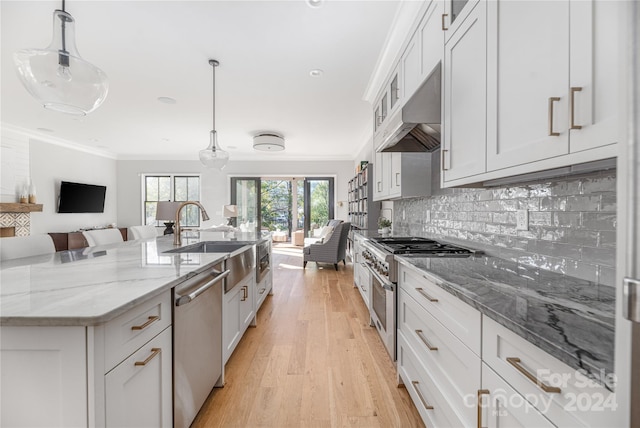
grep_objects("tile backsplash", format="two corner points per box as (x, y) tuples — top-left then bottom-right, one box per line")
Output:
(393, 169), (616, 287)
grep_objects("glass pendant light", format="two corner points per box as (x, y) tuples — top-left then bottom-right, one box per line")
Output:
(13, 0), (108, 115)
(199, 59), (229, 169)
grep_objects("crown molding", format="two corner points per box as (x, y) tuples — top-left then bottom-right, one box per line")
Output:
(362, 0), (429, 104)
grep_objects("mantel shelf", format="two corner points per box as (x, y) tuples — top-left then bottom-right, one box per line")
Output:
(0, 203), (44, 213)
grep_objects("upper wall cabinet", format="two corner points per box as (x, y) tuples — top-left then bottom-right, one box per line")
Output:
(485, 0), (619, 173)
(442, 0), (487, 183)
(374, 64), (402, 138)
(442, 0), (480, 43)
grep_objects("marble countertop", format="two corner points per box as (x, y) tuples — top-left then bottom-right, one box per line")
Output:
(396, 254), (615, 388)
(0, 231), (265, 327)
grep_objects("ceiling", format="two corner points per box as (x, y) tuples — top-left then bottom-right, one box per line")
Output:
(1, 0), (401, 161)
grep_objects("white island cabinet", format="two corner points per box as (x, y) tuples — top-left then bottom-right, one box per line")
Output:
(0, 290), (173, 428)
(223, 271), (256, 364)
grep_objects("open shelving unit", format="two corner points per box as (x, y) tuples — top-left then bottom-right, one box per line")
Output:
(347, 163), (380, 258)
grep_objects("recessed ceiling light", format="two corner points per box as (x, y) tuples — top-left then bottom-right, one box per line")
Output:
(307, 0), (323, 8)
(157, 96), (177, 105)
(309, 69), (324, 77)
(161, 138), (170, 142)
(36, 127), (54, 133)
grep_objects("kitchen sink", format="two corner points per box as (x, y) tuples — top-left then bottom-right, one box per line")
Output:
(164, 241), (253, 254)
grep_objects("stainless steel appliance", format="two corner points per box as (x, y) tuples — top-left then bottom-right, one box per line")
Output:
(256, 239), (271, 284)
(173, 261), (228, 428)
(361, 236), (476, 360)
(173, 245), (254, 428)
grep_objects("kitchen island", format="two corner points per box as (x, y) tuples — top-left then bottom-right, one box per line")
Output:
(0, 231), (269, 427)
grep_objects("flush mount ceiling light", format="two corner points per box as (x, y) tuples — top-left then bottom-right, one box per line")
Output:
(13, 0), (108, 115)
(309, 69), (324, 77)
(199, 59), (229, 169)
(253, 133), (285, 152)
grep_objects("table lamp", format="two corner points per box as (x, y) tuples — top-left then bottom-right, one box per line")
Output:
(156, 201), (182, 235)
(223, 204), (238, 226)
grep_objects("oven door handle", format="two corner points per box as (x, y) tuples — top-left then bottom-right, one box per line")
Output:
(364, 263), (394, 291)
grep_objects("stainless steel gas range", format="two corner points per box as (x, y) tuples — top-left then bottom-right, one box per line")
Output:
(361, 236), (477, 360)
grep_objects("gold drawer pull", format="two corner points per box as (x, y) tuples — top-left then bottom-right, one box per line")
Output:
(416, 288), (438, 302)
(477, 389), (489, 428)
(441, 149), (449, 171)
(134, 348), (161, 366)
(441, 13), (448, 31)
(259, 287), (266, 295)
(548, 97), (561, 136)
(506, 357), (562, 393)
(131, 315), (159, 331)
(415, 329), (438, 351)
(570, 87), (583, 130)
(411, 381), (434, 410)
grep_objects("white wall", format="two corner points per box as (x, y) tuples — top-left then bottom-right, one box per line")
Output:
(29, 139), (118, 234)
(116, 159), (355, 229)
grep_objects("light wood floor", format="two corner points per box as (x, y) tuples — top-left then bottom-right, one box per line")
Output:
(193, 244), (424, 428)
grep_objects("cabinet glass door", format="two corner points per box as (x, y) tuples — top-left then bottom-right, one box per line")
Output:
(451, 0), (469, 24)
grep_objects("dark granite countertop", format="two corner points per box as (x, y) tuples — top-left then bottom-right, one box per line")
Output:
(396, 254), (615, 390)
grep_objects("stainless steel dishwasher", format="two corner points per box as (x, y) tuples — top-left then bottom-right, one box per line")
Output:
(173, 260), (228, 428)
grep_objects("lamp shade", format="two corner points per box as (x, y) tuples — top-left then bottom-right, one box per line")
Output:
(156, 201), (182, 221)
(14, 9), (108, 115)
(223, 204), (238, 218)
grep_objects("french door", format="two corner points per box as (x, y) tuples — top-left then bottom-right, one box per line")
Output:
(230, 177), (334, 238)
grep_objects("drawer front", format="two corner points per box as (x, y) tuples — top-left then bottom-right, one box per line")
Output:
(399, 263), (481, 355)
(356, 267), (370, 308)
(398, 288), (480, 426)
(483, 317), (618, 427)
(105, 291), (171, 371)
(397, 332), (467, 428)
(482, 362), (555, 428)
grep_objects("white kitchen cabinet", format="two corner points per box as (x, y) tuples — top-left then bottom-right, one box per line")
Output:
(105, 327), (172, 428)
(0, 326), (88, 428)
(398, 287), (480, 426)
(223, 272), (256, 364)
(373, 151), (433, 201)
(419, 0), (445, 83)
(485, 0), (619, 173)
(373, 151), (390, 200)
(402, 30), (421, 103)
(442, 0), (487, 184)
(352, 235), (371, 310)
(0, 291), (174, 428)
(481, 362), (555, 428)
(256, 271), (272, 311)
(483, 316), (619, 427)
(442, 0), (480, 44)
(486, 1), (570, 171)
(397, 332), (466, 427)
(569, 0), (619, 153)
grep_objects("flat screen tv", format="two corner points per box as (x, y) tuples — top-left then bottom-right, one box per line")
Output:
(58, 181), (107, 213)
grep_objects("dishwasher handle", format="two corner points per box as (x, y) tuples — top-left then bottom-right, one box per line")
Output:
(175, 269), (230, 306)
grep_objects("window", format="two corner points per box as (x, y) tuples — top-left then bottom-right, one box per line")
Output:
(142, 175), (201, 227)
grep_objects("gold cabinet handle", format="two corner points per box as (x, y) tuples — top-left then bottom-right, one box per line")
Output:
(395, 172), (400, 187)
(411, 381), (434, 410)
(506, 357), (562, 393)
(258, 287), (266, 295)
(134, 348), (161, 366)
(441, 149), (449, 171)
(442, 13), (448, 31)
(131, 315), (159, 331)
(415, 329), (438, 351)
(416, 287), (439, 302)
(548, 97), (561, 136)
(240, 285), (248, 301)
(570, 87), (583, 130)
(477, 389), (489, 428)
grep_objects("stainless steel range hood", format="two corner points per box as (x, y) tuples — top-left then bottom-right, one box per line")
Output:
(377, 62), (441, 153)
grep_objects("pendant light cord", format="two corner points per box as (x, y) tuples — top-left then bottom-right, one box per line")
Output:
(211, 61), (216, 131)
(59, 0), (68, 66)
